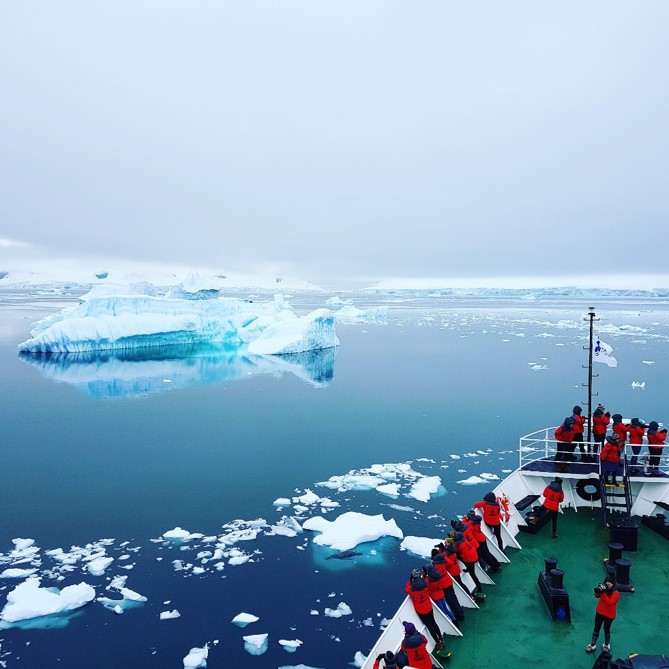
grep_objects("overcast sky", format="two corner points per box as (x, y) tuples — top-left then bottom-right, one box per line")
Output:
(1, 2), (668, 287)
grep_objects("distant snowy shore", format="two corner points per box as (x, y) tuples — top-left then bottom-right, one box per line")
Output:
(3, 266), (669, 298)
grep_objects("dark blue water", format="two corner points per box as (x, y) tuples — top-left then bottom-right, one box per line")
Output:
(1, 293), (668, 668)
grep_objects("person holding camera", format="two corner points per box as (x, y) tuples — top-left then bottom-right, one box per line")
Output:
(592, 404), (611, 459)
(372, 650), (399, 669)
(404, 568), (444, 650)
(586, 578), (620, 654)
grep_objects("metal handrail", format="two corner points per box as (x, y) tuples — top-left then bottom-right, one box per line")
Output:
(518, 427), (669, 477)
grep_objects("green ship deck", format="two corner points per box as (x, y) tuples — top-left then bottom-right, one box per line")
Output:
(445, 509), (668, 667)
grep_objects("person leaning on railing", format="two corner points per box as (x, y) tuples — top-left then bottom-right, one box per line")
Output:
(646, 421), (667, 476)
(628, 418), (647, 474)
(554, 417), (575, 471)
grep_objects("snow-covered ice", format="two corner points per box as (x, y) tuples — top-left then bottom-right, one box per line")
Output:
(324, 602), (353, 618)
(243, 633), (269, 655)
(279, 638), (303, 652)
(18, 288), (338, 356)
(160, 609), (181, 620)
(0, 577), (95, 623)
(303, 512), (403, 551)
(183, 644), (208, 668)
(232, 612), (259, 627)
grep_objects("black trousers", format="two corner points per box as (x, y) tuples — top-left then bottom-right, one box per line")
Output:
(592, 612), (613, 644)
(417, 609), (442, 644)
(477, 542), (501, 572)
(463, 560), (483, 593)
(486, 522), (504, 551)
(546, 509), (558, 534)
(443, 585), (464, 622)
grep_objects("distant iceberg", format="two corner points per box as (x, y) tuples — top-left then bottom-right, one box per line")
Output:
(17, 288), (339, 356)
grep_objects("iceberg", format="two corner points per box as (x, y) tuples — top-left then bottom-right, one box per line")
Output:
(247, 309), (339, 355)
(17, 289), (338, 356)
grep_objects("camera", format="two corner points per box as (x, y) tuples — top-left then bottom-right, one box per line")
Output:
(595, 583), (607, 593)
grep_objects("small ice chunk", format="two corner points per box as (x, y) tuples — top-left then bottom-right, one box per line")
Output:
(457, 476), (486, 485)
(278, 638), (303, 652)
(324, 602), (352, 618)
(160, 609), (181, 620)
(243, 633), (269, 655)
(232, 612), (259, 627)
(183, 644), (208, 668)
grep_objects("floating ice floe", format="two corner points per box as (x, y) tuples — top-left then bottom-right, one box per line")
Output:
(641, 360), (655, 365)
(160, 609), (181, 620)
(333, 305), (388, 324)
(303, 512), (403, 551)
(86, 556), (114, 576)
(315, 462), (441, 502)
(457, 475), (486, 486)
(631, 381), (646, 390)
(162, 528), (201, 542)
(326, 296), (352, 306)
(324, 602), (352, 618)
(0, 577), (95, 624)
(279, 639), (303, 652)
(183, 644), (208, 669)
(0, 568), (38, 579)
(244, 633), (269, 655)
(400, 536), (442, 558)
(480, 473), (500, 481)
(407, 476), (442, 503)
(376, 483), (400, 498)
(232, 612), (259, 627)
(98, 585), (148, 613)
(528, 362), (548, 370)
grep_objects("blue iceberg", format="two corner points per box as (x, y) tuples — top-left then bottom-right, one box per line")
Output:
(17, 289), (339, 356)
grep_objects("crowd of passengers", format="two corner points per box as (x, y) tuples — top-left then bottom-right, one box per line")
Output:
(553, 404), (666, 477)
(372, 492), (506, 669)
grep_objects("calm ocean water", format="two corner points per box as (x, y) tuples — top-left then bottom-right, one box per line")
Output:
(1, 292), (668, 668)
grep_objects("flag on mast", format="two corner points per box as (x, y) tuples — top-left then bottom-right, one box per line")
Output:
(593, 337), (617, 367)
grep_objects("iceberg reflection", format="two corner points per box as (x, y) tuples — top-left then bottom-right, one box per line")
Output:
(18, 344), (336, 398)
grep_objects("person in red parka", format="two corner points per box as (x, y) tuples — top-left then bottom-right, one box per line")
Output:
(600, 433), (622, 485)
(542, 477), (564, 539)
(431, 550), (464, 623)
(398, 621), (433, 669)
(628, 417), (647, 473)
(572, 405), (587, 460)
(554, 416), (576, 469)
(592, 404), (611, 459)
(475, 492), (504, 551)
(404, 569), (444, 649)
(441, 543), (465, 589)
(585, 578), (620, 654)
(646, 421), (667, 475)
(465, 512), (501, 573)
(453, 532), (483, 596)
(611, 414), (630, 445)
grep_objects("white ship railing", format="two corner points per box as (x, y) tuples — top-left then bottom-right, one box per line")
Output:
(518, 426), (669, 477)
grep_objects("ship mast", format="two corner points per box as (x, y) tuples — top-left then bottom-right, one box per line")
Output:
(584, 306), (598, 443)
